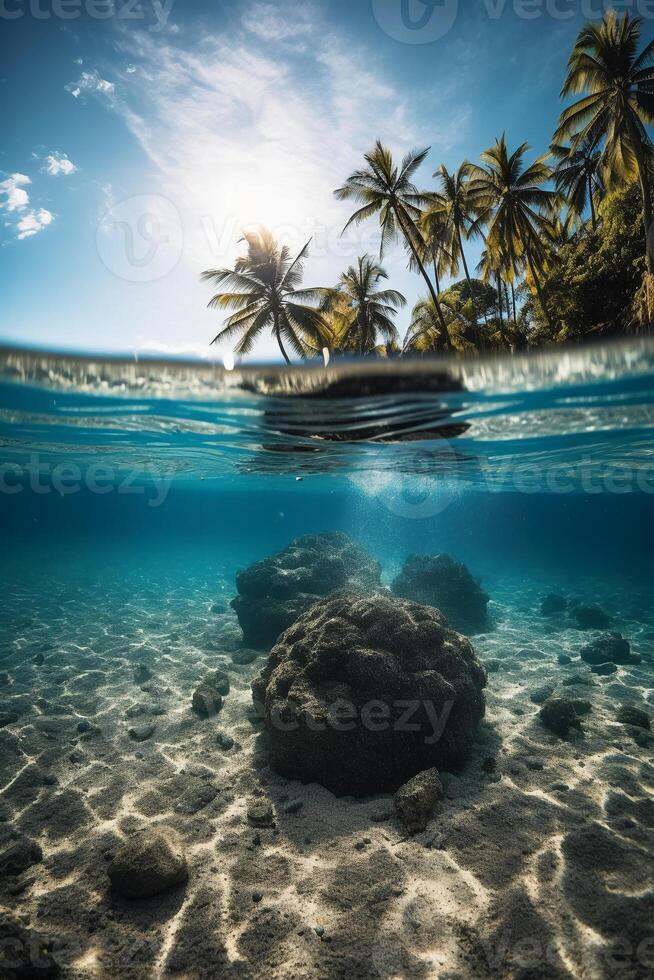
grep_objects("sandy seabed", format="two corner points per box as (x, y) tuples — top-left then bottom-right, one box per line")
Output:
(0, 567), (653, 980)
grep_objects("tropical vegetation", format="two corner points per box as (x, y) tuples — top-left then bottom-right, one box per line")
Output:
(204, 10), (654, 361)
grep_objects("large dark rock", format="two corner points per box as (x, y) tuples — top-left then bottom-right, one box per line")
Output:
(391, 554), (489, 634)
(580, 632), (641, 666)
(107, 829), (188, 899)
(251, 592), (487, 796)
(541, 593), (567, 616)
(569, 603), (612, 630)
(232, 533), (382, 649)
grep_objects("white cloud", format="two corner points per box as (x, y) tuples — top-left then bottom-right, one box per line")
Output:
(16, 208), (54, 240)
(104, 6), (423, 284)
(0, 173), (31, 212)
(43, 152), (78, 177)
(241, 1), (315, 42)
(66, 70), (115, 101)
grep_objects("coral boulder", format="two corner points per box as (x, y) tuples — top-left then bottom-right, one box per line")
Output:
(392, 554), (489, 634)
(232, 532), (382, 649)
(251, 592), (487, 796)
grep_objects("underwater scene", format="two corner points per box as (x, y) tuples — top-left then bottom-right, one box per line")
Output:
(0, 341), (653, 980)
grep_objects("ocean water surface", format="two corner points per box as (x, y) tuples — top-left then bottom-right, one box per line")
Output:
(0, 340), (653, 979)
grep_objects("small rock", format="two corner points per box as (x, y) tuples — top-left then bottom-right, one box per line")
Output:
(76, 719), (96, 734)
(108, 829), (188, 899)
(571, 699), (592, 717)
(394, 769), (443, 835)
(281, 798), (303, 814)
(561, 674), (595, 687)
(247, 801), (274, 827)
(539, 697), (582, 738)
(482, 756), (497, 774)
(211, 669), (230, 696)
(231, 649), (260, 666)
(134, 664), (153, 684)
(530, 684), (555, 705)
(128, 723), (156, 742)
(570, 603), (612, 630)
(34, 652), (45, 666)
(192, 682), (223, 717)
(590, 662), (618, 676)
(370, 805), (394, 823)
(525, 756), (545, 771)
(252, 891), (263, 903)
(550, 782), (570, 792)
(216, 732), (234, 750)
(616, 704), (650, 730)
(541, 594), (567, 616)
(557, 654), (572, 666)
(581, 633), (640, 666)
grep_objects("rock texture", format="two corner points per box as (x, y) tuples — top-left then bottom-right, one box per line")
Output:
(232, 533), (383, 649)
(251, 592), (487, 796)
(539, 697), (583, 738)
(391, 554), (489, 634)
(394, 769), (443, 834)
(541, 594), (567, 616)
(107, 829), (188, 899)
(569, 603), (612, 630)
(580, 632), (641, 666)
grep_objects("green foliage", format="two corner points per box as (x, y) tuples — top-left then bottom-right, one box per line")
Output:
(525, 180), (646, 343)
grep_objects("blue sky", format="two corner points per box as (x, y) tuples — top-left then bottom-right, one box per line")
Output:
(2, 0), (652, 362)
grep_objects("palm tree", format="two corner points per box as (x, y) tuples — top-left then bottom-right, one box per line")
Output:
(201, 228), (326, 364)
(551, 138), (604, 229)
(334, 141), (449, 342)
(422, 163), (480, 320)
(402, 297), (476, 355)
(468, 136), (560, 333)
(322, 255), (405, 355)
(555, 10), (654, 270)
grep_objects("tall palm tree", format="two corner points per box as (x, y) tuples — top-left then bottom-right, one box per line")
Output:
(554, 10), (654, 270)
(322, 255), (405, 355)
(201, 228), (326, 364)
(402, 297), (476, 355)
(551, 138), (604, 229)
(468, 136), (560, 333)
(422, 163), (480, 320)
(334, 141), (449, 342)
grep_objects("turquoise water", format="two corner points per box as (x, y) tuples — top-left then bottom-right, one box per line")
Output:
(0, 341), (653, 978)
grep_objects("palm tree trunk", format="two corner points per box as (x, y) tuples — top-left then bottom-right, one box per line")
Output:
(511, 282), (517, 323)
(588, 174), (597, 231)
(273, 312), (291, 365)
(497, 274), (504, 327)
(633, 136), (653, 275)
(396, 209), (450, 351)
(527, 252), (556, 335)
(457, 224), (478, 323)
(504, 281), (511, 321)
